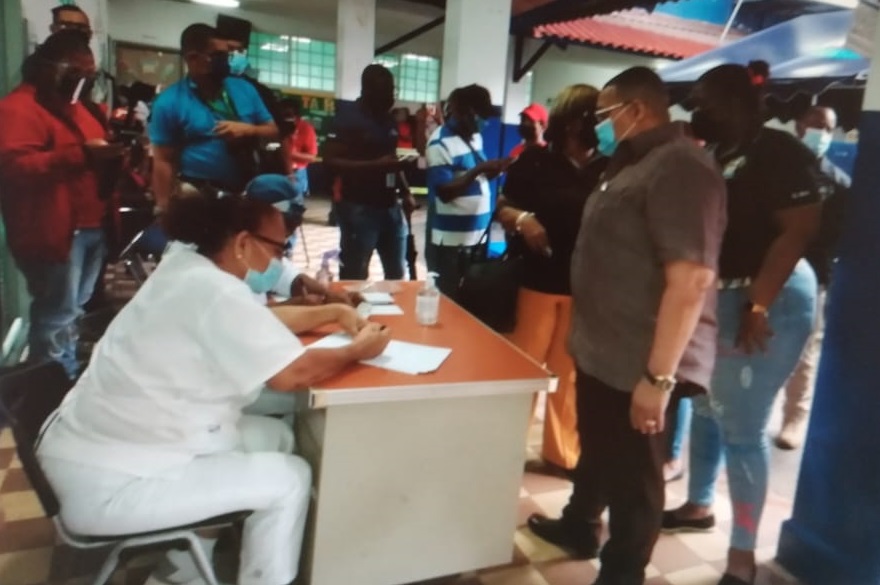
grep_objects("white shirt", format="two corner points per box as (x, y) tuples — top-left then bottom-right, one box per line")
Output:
(38, 244), (305, 476)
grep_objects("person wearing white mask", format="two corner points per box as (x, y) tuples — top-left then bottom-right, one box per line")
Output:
(776, 106), (851, 449)
(36, 193), (391, 585)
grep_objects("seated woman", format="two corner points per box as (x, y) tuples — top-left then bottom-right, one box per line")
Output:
(36, 193), (390, 585)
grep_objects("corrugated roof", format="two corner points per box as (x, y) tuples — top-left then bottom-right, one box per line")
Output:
(533, 9), (743, 59)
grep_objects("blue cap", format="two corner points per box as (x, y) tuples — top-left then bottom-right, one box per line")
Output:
(244, 174), (306, 221)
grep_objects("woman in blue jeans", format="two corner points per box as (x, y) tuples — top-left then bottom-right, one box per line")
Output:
(663, 65), (824, 585)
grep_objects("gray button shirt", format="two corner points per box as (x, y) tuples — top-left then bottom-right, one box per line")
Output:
(569, 122), (727, 393)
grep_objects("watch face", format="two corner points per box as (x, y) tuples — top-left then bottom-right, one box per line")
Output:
(660, 379), (676, 392)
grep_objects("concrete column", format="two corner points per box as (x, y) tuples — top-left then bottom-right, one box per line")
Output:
(776, 11), (880, 585)
(20, 0), (109, 67)
(335, 0), (375, 100)
(439, 0), (511, 105)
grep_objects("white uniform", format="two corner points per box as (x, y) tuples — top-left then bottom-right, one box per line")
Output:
(38, 244), (311, 585)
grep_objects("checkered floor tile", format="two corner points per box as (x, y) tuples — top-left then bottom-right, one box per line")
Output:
(1, 197), (807, 585)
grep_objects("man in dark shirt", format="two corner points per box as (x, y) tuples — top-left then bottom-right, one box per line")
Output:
(777, 106), (851, 450)
(527, 67), (727, 585)
(324, 64), (415, 280)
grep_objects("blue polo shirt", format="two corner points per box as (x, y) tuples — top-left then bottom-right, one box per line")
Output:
(425, 122), (493, 247)
(328, 99), (399, 207)
(149, 76), (272, 188)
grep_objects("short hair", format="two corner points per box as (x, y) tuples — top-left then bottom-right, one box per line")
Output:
(698, 64), (761, 120)
(362, 63), (393, 86)
(181, 23), (216, 54)
(544, 84), (599, 148)
(604, 66), (669, 114)
(279, 97), (302, 116)
(51, 4), (86, 21)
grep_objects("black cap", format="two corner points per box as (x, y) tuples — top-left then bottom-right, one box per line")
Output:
(456, 84), (502, 118)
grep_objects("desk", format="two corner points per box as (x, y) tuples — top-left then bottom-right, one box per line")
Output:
(295, 282), (554, 585)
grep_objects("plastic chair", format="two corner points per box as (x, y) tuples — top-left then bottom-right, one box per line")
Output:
(0, 361), (249, 585)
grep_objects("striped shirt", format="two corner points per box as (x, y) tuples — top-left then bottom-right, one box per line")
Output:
(426, 124), (492, 247)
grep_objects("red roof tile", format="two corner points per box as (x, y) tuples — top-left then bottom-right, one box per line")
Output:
(533, 9), (744, 59)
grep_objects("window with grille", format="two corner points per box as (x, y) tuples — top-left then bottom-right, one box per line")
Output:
(249, 32), (336, 93)
(374, 53), (441, 104)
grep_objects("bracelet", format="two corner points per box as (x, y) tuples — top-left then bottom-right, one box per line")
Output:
(744, 301), (769, 315)
(515, 211), (535, 233)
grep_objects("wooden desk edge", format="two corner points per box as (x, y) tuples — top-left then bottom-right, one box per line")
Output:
(308, 375), (558, 409)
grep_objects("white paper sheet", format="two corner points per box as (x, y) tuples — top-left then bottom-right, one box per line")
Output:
(367, 304), (405, 316)
(309, 333), (451, 375)
(361, 292), (395, 305)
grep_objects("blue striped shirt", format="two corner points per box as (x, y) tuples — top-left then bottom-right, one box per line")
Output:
(426, 124), (492, 247)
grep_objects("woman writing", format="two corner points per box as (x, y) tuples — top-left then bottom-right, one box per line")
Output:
(495, 84), (606, 474)
(663, 65), (822, 585)
(37, 193), (390, 585)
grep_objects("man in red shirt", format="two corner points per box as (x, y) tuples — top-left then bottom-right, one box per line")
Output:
(509, 102), (549, 159)
(280, 99), (318, 201)
(0, 31), (123, 378)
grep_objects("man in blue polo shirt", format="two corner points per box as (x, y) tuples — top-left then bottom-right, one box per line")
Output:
(149, 23), (277, 212)
(324, 64), (415, 281)
(426, 84), (509, 299)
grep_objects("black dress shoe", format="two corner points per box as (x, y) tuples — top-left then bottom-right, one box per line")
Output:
(661, 509), (716, 533)
(718, 573), (754, 585)
(527, 514), (599, 559)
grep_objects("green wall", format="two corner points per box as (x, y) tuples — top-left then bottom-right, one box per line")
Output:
(0, 0), (31, 340)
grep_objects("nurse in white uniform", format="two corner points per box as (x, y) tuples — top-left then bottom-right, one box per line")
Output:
(36, 192), (391, 585)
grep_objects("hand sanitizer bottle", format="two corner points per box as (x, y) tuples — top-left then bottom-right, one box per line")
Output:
(316, 250), (338, 286)
(416, 271), (440, 326)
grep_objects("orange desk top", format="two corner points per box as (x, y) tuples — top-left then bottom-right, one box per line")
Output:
(303, 282), (553, 408)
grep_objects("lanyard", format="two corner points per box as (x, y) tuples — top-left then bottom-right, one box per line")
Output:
(199, 87), (239, 121)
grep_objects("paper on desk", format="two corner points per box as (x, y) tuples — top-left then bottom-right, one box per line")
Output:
(309, 333), (451, 375)
(361, 292), (395, 305)
(367, 304), (404, 316)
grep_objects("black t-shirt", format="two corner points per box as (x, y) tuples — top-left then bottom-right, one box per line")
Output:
(502, 148), (606, 295)
(805, 158), (850, 285)
(719, 128), (826, 280)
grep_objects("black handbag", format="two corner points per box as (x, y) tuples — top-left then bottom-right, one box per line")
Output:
(456, 226), (522, 333)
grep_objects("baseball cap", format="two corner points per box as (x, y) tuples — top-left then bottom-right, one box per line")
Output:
(244, 174), (306, 222)
(521, 103), (549, 126)
(455, 84), (502, 118)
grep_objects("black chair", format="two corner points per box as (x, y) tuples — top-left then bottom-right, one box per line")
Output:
(0, 361), (248, 585)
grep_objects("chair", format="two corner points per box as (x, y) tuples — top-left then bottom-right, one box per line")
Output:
(0, 361), (249, 585)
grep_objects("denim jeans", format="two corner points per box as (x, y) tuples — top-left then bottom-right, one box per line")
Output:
(688, 260), (817, 550)
(668, 398), (692, 461)
(18, 229), (107, 378)
(336, 200), (406, 281)
(290, 168), (309, 198)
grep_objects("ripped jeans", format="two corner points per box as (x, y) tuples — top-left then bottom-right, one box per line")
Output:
(688, 260), (816, 551)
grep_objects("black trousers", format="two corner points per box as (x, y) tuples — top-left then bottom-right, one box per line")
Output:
(561, 371), (682, 585)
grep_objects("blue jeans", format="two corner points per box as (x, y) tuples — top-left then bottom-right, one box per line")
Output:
(668, 398), (692, 461)
(290, 168), (309, 198)
(18, 229), (107, 378)
(337, 201), (406, 281)
(688, 260), (817, 550)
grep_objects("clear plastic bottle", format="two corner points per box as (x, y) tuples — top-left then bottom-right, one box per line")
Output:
(416, 271), (440, 326)
(316, 250), (338, 286)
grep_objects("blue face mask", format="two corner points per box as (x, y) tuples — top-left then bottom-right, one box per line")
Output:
(595, 118), (618, 157)
(802, 128), (832, 159)
(229, 51), (250, 77)
(244, 257), (284, 294)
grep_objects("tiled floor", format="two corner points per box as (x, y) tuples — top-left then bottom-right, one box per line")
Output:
(1, 197), (808, 585)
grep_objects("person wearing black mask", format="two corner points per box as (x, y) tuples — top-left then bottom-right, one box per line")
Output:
(149, 24), (278, 213)
(323, 64), (416, 280)
(509, 102), (548, 158)
(663, 65), (824, 585)
(0, 30), (123, 378)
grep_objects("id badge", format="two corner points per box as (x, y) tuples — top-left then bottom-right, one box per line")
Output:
(386, 173), (397, 189)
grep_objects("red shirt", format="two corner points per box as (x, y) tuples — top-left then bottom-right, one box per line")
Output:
(0, 84), (108, 263)
(288, 118), (318, 171)
(397, 121), (414, 150)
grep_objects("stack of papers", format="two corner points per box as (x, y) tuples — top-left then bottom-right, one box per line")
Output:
(309, 333), (452, 375)
(361, 292), (394, 305)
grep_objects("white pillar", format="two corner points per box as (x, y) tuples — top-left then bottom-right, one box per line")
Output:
(335, 0), (376, 101)
(503, 38), (532, 125)
(20, 0), (109, 67)
(439, 0), (511, 105)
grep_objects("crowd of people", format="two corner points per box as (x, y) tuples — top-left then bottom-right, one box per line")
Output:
(0, 6), (851, 585)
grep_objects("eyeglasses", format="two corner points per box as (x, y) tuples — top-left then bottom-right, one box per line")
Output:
(250, 233), (292, 257)
(595, 102), (629, 122)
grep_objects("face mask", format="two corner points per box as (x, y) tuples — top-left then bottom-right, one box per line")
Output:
(802, 128), (832, 159)
(209, 52), (231, 82)
(244, 257), (284, 294)
(594, 118), (618, 157)
(690, 110), (724, 145)
(228, 51), (250, 77)
(518, 123), (538, 141)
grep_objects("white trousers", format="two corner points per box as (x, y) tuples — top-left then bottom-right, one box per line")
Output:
(40, 416), (311, 585)
(782, 287), (828, 420)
